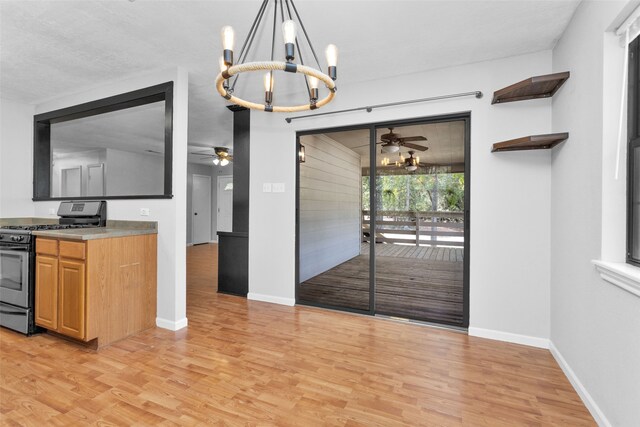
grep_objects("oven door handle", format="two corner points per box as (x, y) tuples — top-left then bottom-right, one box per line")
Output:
(0, 310), (26, 316)
(0, 245), (30, 252)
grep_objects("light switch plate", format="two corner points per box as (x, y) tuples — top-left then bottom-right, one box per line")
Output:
(263, 183), (272, 192)
(48, 208), (56, 215)
(140, 208), (150, 216)
(272, 183), (285, 193)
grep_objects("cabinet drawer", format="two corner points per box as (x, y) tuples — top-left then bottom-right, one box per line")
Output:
(36, 239), (58, 256)
(59, 240), (86, 260)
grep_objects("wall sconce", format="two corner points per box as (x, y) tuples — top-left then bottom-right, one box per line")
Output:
(298, 144), (306, 163)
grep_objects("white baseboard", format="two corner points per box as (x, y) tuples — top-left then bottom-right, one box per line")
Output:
(247, 293), (295, 306)
(468, 326), (549, 349)
(549, 341), (610, 427)
(156, 317), (188, 331)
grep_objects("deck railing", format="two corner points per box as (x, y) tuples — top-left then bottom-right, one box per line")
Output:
(362, 210), (464, 247)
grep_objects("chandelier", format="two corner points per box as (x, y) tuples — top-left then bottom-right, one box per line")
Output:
(215, 0), (338, 113)
(382, 151), (421, 172)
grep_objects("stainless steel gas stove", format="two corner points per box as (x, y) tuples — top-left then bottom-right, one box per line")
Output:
(0, 201), (107, 335)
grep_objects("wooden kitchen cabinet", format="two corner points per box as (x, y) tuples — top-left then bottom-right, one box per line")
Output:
(57, 259), (86, 340)
(34, 255), (58, 330)
(35, 234), (157, 348)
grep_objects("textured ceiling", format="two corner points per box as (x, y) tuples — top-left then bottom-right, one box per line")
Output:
(0, 0), (580, 155)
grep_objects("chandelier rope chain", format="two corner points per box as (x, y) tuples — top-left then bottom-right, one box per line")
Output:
(216, 0), (338, 112)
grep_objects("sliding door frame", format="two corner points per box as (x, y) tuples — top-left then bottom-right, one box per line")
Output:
(295, 112), (470, 328)
(295, 123), (375, 316)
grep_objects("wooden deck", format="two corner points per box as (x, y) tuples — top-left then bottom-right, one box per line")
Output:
(362, 242), (464, 262)
(299, 243), (464, 326)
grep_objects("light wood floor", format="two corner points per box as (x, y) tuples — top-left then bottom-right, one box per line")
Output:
(0, 243), (594, 426)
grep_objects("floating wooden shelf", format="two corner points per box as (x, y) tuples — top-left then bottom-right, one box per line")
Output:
(491, 132), (569, 153)
(492, 72), (570, 104)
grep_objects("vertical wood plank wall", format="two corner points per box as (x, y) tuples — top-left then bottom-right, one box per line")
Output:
(299, 133), (362, 282)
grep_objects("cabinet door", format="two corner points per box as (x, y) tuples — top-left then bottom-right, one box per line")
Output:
(58, 259), (86, 340)
(35, 256), (58, 330)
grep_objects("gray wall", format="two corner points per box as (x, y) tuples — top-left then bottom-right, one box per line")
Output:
(299, 133), (362, 282)
(186, 162), (232, 244)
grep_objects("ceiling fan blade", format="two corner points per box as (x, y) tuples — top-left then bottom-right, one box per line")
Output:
(399, 136), (427, 142)
(191, 152), (214, 156)
(353, 142), (382, 148)
(401, 142), (429, 151)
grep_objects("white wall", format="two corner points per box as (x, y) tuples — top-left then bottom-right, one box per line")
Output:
(51, 149), (106, 197)
(0, 99), (35, 217)
(106, 148), (164, 196)
(299, 133), (362, 282)
(551, 1), (640, 426)
(249, 50), (553, 339)
(29, 68), (189, 331)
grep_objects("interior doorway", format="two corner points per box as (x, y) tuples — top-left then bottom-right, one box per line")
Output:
(217, 175), (233, 233)
(296, 114), (470, 328)
(61, 166), (81, 197)
(192, 174), (212, 245)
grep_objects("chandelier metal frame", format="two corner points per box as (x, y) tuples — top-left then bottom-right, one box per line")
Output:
(216, 0), (337, 113)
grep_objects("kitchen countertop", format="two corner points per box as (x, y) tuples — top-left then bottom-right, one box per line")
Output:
(4, 219), (159, 241)
(33, 227), (157, 240)
(0, 217), (59, 226)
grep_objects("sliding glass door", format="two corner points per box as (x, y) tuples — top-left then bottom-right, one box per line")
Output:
(373, 121), (467, 326)
(296, 115), (469, 327)
(297, 128), (371, 313)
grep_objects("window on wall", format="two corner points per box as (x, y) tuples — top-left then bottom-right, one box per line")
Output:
(628, 36), (640, 266)
(33, 82), (174, 200)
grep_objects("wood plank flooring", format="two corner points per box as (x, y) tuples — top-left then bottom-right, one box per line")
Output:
(361, 243), (464, 262)
(300, 243), (464, 325)
(0, 243), (594, 426)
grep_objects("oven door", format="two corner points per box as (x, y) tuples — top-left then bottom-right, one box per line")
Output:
(0, 245), (30, 308)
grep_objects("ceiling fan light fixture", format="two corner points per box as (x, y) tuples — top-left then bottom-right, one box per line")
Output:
(213, 158), (220, 165)
(220, 158), (230, 166)
(381, 144), (400, 154)
(404, 150), (420, 172)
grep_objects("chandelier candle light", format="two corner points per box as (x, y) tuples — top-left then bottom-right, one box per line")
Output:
(216, 0), (338, 113)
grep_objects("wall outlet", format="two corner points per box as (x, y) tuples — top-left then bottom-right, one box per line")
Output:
(272, 183), (285, 193)
(263, 183), (272, 193)
(48, 208), (56, 215)
(140, 208), (150, 216)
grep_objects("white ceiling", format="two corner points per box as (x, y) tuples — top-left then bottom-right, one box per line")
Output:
(0, 0), (580, 159)
(50, 100), (229, 164)
(52, 100), (165, 154)
(306, 120), (465, 171)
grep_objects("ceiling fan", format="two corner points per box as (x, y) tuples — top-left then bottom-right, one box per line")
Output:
(354, 127), (428, 153)
(378, 128), (428, 153)
(190, 147), (233, 166)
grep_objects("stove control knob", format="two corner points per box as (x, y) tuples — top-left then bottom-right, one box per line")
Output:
(11, 235), (24, 242)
